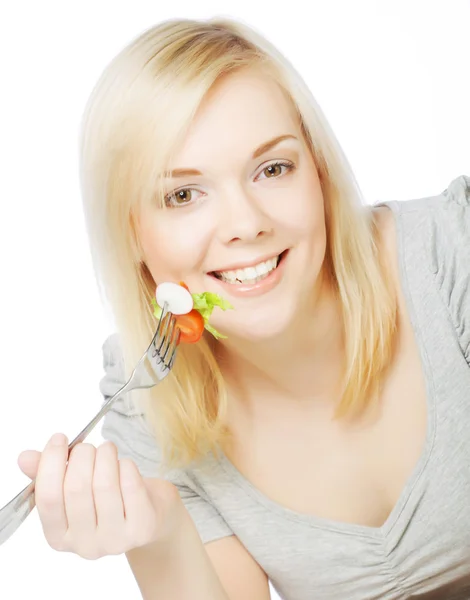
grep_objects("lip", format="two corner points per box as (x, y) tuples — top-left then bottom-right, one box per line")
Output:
(208, 250), (285, 274)
(207, 250), (289, 298)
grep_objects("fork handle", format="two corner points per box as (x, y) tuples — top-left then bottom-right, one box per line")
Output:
(0, 381), (132, 546)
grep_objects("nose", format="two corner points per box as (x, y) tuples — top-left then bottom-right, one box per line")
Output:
(216, 185), (273, 245)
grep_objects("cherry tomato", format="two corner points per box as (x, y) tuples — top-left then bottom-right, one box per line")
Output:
(176, 309), (205, 344)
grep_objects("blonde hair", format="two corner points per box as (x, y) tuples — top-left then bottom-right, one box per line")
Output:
(79, 16), (397, 469)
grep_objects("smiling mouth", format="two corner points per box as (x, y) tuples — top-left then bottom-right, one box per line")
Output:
(209, 250), (288, 285)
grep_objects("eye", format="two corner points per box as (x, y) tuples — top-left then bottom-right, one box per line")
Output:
(255, 160), (295, 181)
(163, 160), (295, 208)
(164, 188), (205, 208)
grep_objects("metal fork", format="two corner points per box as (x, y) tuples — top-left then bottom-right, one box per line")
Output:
(0, 302), (179, 547)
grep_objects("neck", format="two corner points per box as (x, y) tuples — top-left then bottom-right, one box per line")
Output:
(216, 272), (346, 406)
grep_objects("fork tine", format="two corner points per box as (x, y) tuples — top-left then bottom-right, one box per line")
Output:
(167, 328), (180, 369)
(161, 317), (177, 362)
(152, 302), (170, 346)
(156, 310), (173, 354)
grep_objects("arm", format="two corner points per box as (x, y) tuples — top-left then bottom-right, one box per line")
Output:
(205, 536), (271, 600)
(125, 480), (271, 600)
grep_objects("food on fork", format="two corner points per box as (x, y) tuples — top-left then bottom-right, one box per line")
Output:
(172, 309), (205, 344)
(155, 281), (194, 314)
(151, 281), (233, 343)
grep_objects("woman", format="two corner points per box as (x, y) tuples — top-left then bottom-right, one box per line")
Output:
(18, 16), (469, 600)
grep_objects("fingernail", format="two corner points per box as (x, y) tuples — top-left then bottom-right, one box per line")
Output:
(50, 433), (66, 446)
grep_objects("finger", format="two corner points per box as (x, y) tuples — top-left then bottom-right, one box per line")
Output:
(17, 450), (41, 479)
(120, 459), (158, 546)
(35, 433), (69, 547)
(93, 442), (126, 542)
(63, 443), (97, 545)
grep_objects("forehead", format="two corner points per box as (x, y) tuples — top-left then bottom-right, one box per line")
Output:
(169, 69), (299, 168)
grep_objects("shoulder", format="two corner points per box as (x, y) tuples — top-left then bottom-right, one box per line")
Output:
(372, 174), (469, 269)
(425, 175), (470, 365)
(375, 174), (469, 236)
(424, 175), (470, 276)
(374, 175), (470, 365)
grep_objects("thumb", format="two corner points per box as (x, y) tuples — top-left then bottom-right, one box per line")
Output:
(17, 450), (41, 480)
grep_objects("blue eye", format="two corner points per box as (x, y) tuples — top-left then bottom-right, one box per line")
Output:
(163, 160), (296, 208)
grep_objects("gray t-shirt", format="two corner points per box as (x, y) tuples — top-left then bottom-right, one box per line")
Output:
(99, 175), (470, 600)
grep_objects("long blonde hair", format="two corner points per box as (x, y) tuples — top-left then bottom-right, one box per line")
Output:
(79, 16), (397, 469)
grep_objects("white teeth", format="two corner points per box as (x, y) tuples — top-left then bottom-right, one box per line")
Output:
(254, 263), (266, 277)
(244, 267), (258, 280)
(215, 255), (280, 284)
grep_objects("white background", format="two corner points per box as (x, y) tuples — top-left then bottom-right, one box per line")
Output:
(0, 1), (468, 598)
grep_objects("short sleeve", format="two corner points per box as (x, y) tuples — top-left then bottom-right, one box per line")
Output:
(428, 175), (470, 365)
(98, 333), (233, 544)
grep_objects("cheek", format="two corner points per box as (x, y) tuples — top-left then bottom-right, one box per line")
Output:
(275, 170), (325, 238)
(138, 211), (213, 282)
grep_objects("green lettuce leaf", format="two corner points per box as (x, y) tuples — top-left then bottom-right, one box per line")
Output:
(150, 297), (162, 319)
(191, 291), (233, 339)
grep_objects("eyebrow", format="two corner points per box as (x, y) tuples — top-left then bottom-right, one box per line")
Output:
(163, 134), (298, 179)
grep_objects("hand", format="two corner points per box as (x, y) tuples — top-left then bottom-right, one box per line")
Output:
(18, 433), (182, 560)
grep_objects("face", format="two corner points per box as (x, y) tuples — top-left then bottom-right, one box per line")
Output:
(137, 68), (327, 341)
